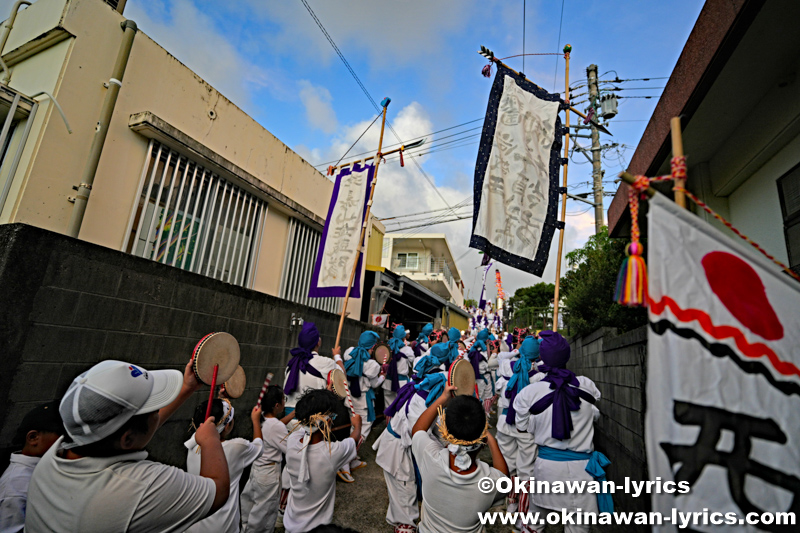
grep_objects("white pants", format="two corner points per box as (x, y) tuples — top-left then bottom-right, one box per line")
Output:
(477, 376), (493, 400)
(384, 470), (418, 527)
(241, 462), (281, 533)
(341, 407), (372, 473)
(496, 431), (518, 477)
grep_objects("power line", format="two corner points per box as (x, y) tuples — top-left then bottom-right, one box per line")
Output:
(313, 119), (484, 168)
(387, 215), (472, 233)
(300, 0), (379, 113)
(552, 0), (565, 91)
(379, 204), (474, 221)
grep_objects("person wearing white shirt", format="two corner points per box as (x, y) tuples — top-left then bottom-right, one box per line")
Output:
(411, 382), (508, 533)
(284, 322), (337, 412)
(241, 386), (295, 533)
(185, 399), (263, 533)
(384, 325), (414, 406)
(25, 360), (229, 533)
(0, 401), (64, 533)
(283, 389), (362, 533)
(513, 331), (608, 533)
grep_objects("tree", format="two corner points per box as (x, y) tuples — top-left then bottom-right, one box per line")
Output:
(507, 282), (555, 330)
(464, 298), (478, 308)
(559, 227), (647, 337)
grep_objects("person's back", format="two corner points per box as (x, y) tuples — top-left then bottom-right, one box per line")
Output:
(411, 390), (508, 533)
(282, 389), (361, 533)
(0, 402), (64, 533)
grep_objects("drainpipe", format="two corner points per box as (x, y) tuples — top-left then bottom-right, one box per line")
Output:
(369, 281), (405, 317)
(0, 0), (32, 84)
(66, 19), (137, 238)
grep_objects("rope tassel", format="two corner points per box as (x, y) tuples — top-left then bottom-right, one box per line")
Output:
(615, 241), (647, 306)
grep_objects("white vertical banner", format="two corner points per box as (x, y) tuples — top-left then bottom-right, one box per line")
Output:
(646, 195), (800, 531)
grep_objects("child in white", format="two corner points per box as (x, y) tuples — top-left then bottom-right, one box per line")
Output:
(185, 399), (263, 533)
(411, 383), (508, 533)
(283, 389), (362, 533)
(240, 386), (294, 533)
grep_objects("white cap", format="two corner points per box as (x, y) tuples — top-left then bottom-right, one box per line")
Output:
(59, 360), (183, 449)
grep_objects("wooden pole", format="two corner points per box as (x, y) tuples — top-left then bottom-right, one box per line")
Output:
(334, 102), (389, 349)
(552, 45), (572, 332)
(670, 117), (686, 209)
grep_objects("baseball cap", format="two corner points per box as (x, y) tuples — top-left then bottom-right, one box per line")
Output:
(14, 401), (65, 445)
(59, 360), (184, 449)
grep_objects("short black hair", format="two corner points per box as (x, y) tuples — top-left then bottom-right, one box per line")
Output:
(445, 396), (486, 442)
(308, 524), (359, 533)
(13, 401), (65, 445)
(192, 399), (224, 431)
(295, 389), (339, 424)
(261, 385), (284, 413)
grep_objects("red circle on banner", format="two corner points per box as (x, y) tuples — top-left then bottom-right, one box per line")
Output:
(701, 251), (784, 340)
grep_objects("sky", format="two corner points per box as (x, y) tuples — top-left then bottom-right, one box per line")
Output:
(11, 0), (705, 302)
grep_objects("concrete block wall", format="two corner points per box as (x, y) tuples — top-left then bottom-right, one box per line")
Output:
(0, 224), (379, 468)
(568, 326), (649, 522)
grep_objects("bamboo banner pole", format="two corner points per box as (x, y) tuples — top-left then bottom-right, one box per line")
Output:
(670, 117), (686, 209)
(334, 101), (390, 349)
(552, 45), (572, 332)
(328, 140), (423, 173)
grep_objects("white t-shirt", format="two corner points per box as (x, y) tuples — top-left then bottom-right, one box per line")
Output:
(185, 437), (263, 533)
(283, 352), (338, 408)
(25, 437), (215, 533)
(0, 453), (39, 533)
(283, 431), (356, 533)
(254, 417), (288, 466)
(412, 431), (505, 533)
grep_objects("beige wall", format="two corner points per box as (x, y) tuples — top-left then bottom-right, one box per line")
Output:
(0, 0), (378, 308)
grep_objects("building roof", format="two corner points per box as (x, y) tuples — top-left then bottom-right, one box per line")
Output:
(607, 0), (762, 236)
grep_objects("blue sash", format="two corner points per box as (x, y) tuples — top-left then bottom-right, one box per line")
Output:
(387, 420), (401, 439)
(537, 446), (613, 513)
(365, 388), (376, 422)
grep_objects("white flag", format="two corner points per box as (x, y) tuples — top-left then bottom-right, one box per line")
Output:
(646, 195), (800, 531)
(371, 314), (389, 327)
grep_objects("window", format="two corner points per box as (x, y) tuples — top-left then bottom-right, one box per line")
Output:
(397, 252), (419, 269)
(279, 218), (340, 313)
(124, 141), (266, 288)
(778, 162), (800, 275)
(382, 237), (391, 258)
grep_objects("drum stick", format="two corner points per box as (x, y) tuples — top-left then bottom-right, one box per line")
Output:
(205, 364), (219, 420)
(341, 374), (356, 418)
(256, 372), (274, 409)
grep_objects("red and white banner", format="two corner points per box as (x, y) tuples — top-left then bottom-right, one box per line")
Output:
(371, 314), (389, 327)
(646, 195), (800, 531)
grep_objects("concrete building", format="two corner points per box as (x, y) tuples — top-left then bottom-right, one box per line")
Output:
(0, 0), (381, 315)
(380, 233), (465, 307)
(608, 0), (800, 280)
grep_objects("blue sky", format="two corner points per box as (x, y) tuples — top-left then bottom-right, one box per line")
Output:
(75, 0), (708, 301)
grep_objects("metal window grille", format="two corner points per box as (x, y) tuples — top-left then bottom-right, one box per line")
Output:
(279, 217), (340, 313)
(124, 140), (267, 288)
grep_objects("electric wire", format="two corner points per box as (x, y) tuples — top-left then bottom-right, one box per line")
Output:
(552, 0), (565, 91)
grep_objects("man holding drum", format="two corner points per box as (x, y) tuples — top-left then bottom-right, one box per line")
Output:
(25, 360), (230, 532)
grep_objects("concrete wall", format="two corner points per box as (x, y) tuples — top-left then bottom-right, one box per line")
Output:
(0, 223), (380, 469)
(567, 326), (649, 524)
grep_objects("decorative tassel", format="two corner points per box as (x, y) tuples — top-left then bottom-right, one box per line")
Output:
(482, 64), (492, 78)
(615, 175), (650, 307)
(615, 241), (647, 306)
(399, 149), (404, 167)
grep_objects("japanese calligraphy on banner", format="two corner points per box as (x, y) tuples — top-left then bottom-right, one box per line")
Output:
(309, 163), (374, 299)
(646, 195), (800, 531)
(470, 62), (564, 276)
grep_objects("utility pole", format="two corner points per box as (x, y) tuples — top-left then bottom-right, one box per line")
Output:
(586, 64), (605, 233)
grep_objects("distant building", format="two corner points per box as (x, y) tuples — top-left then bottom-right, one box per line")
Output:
(608, 0), (800, 278)
(0, 0), (382, 315)
(381, 233), (465, 307)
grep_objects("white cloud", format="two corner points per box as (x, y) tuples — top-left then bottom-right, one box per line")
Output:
(298, 81), (338, 133)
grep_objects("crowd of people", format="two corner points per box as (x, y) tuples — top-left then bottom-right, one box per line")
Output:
(0, 319), (608, 533)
